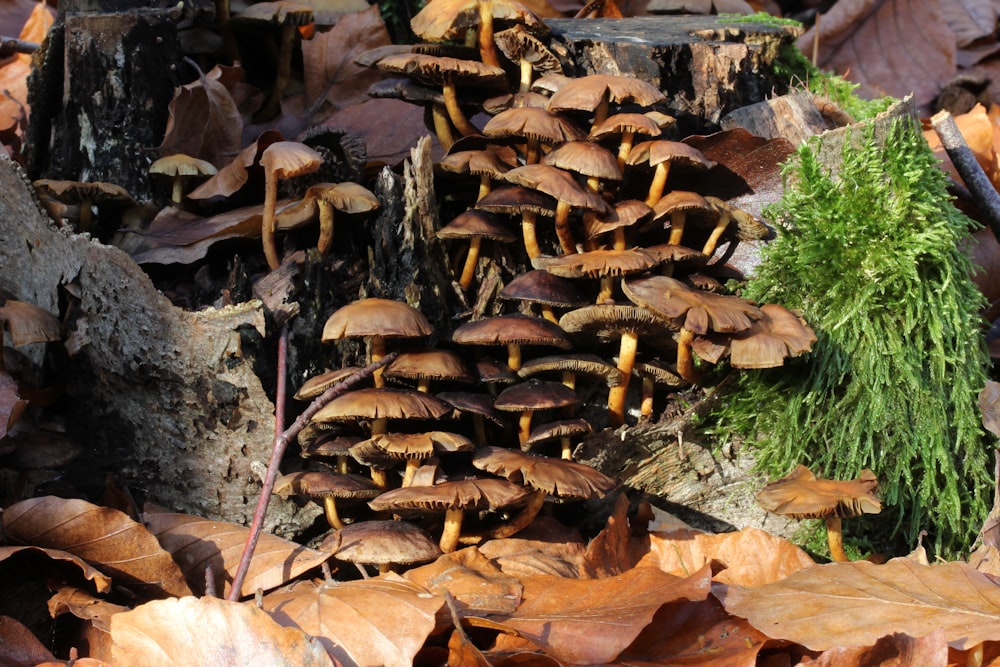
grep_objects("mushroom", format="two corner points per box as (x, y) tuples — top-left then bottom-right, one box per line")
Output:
(547, 73), (666, 127)
(541, 140), (622, 196)
(632, 360), (686, 420)
(383, 349), (475, 392)
(368, 478), (532, 552)
(259, 141), (323, 269)
(729, 303), (817, 369)
(588, 112), (667, 171)
(493, 24), (562, 93)
(437, 390), (506, 445)
(306, 181), (379, 257)
(438, 145), (517, 201)
(698, 197), (770, 258)
(320, 520), (442, 575)
(494, 379), (579, 446)
(361, 430), (474, 487)
(499, 269), (588, 324)
(525, 417), (592, 460)
(623, 275), (762, 384)
(149, 154), (218, 204)
(451, 313), (572, 372)
(756, 464), (881, 562)
(33, 179), (134, 235)
(625, 141), (715, 208)
(294, 367), (364, 401)
(483, 106), (585, 166)
(274, 470), (380, 530)
(583, 199), (653, 252)
(475, 185), (557, 260)
(540, 247), (659, 304)
(322, 298), (433, 388)
(502, 163), (608, 255)
(436, 209), (517, 289)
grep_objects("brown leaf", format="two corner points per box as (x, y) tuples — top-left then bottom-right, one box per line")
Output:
(0, 2), (54, 131)
(158, 64), (246, 169)
(617, 597), (773, 666)
(143, 507), (330, 598)
(981, 382), (1000, 439)
(186, 129), (282, 200)
(1, 369), (27, 438)
(110, 595), (335, 666)
(806, 629), (949, 667)
(0, 615), (56, 667)
(924, 104), (997, 187)
(476, 516), (586, 579)
(48, 586), (128, 632)
(488, 565), (713, 664)
(3, 496), (191, 598)
(722, 558), (1000, 651)
(0, 545), (112, 594)
(582, 493), (638, 577)
(320, 98), (439, 166)
(302, 5), (392, 111)
(404, 546), (524, 615)
(262, 576), (443, 667)
(797, 0), (956, 109)
(637, 527), (815, 587)
(939, 0), (996, 47)
(0, 299), (61, 346)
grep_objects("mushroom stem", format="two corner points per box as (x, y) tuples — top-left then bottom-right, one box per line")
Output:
(170, 177), (185, 205)
(554, 200), (577, 255)
(261, 169), (281, 270)
(458, 237), (483, 289)
(700, 211), (732, 257)
(521, 210), (542, 259)
(560, 437), (573, 459)
(78, 198), (94, 234)
(507, 343), (523, 372)
(517, 410), (533, 446)
(477, 174), (491, 202)
(430, 104), (456, 151)
(322, 496), (344, 530)
(519, 58), (533, 93)
(616, 130), (636, 171)
(442, 78), (479, 137)
(593, 92), (610, 127)
(525, 137), (541, 165)
(825, 516), (849, 562)
(476, 0), (501, 67)
(371, 468), (389, 490)
(596, 276), (614, 304)
(676, 328), (699, 384)
(645, 162), (671, 207)
(402, 460), (421, 487)
(607, 330), (638, 427)
(371, 337), (387, 388)
(440, 507), (465, 552)
(667, 210), (687, 246)
(540, 305), (558, 324)
(317, 199), (335, 256)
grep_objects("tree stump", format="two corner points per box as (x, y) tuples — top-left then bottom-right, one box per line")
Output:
(547, 16), (801, 134)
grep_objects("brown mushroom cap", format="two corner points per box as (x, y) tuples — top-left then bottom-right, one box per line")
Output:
(322, 299), (433, 342)
(375, 52), (508, 89)
(437, 209), (516, 243)
(312, 387), (453, 423)
(540, 141), (623, 182)
(452, 314), (572, 350)
(588, 113), (664, 142)
(547, 74), (666, 114)
(472, 446), (615, 499)
(539, 248), (659, 280)
(622, 275), (761, 335)
(369, 478), (532, 513)
(502, 164), (608, 213)
(559, 303), (675, 342)
(0, 300), (62, 347)
(149, 154), (218, 179)
(361, 430), (474, 460)
(321, 520), (442, 566)
(294, 367), (364, 401)
(626, 140), (715, 171)
(584, 200), (654, 240)
(526, 418), (592, 447)
(518, 353), (625, 387)
(274, 471), (381, 501)
(729, 303), (817, 369)
(494, 379), (580, 413)
(483, 106), (586, 146)
(307, 181), (379, 214)
(499, 270), (589, 309)
(475, 185), (558, 217)
(384, 349), (475, 385)
(437, 391), (506, 426)
(756, 465), (881, 520)
(439, 147), (518, 179)
(260, 141), (324, 180)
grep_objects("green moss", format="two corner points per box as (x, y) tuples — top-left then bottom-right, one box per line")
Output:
(710, 117), (992, 558)
(718, 11), (804, 27)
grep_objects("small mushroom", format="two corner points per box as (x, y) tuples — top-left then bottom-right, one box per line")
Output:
(547, 73), (666, 127)
(625, 141), (715, 208)
(436, 209), (516, 289)
(756, 465), (881, 562)
(306, 181), (379, 257)
(320, 520), (442, 575)
(494, 379), (579, 446)
(149, 154), (218, 204)
(259, 141), (323, 269)
(274, 471), (380, 530)
(451, 313), (572, 372)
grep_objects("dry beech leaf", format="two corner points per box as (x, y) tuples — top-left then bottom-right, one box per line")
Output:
(477, 515), (586, 578)
(939, 0), (996, 47)
(302, 5), (391, 110)
(807, 628), (948, 666)
(187, 129), (283, 200)
(0, 299), (61, 346)
(3, 496), (191, 598)
(722, 558), (1000, 651)
(143, 508), (330, 598)
(637, 527), (815, 587)
(404, 546), (524, 616)
(48, 586), (130, 632)
(1, 369), (27, 438)
(583, 493), (638, 577)
(110, 595), (335, 667)
(158, 64), (245, 169)
(0, 1), (54, 131)
(261, 576), (443, 667)
(797, 0), (955, 108)
(0, 545), (112, 593)
(924, 104), (997, 187)
(617, 596), (772, 666)
(487, 565), (713, 665)
(0, 615), (56, 667)
(320, 97), (436, 166)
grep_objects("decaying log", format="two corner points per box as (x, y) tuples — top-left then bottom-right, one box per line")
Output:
(0, 156), (319, 534)
(546, 15), (801, 133)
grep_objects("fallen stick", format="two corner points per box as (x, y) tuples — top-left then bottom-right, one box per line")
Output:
(930, 109), (1000, 242)
(228, 353), (398, 600)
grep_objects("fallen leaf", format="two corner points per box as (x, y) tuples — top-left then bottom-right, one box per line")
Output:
(262, 576), (443, 667)
(404, 546), (524, 615)
(939, 0), (995, 48)
(3, 496), (191, 598)
(1, 369), (26, 438)
(143, 507), (330, 598)
(797, 0), (955, 109)
(320, 97), (438, 166)
(637, 527), (815, 587)
(158, 64), (246, 169)
(48, 586), (128, 632)
(722, 558), (1000, 651)
(924, 103), (997, 187)
(0, 545), (112, 594)
(582, 493), (638, 577)
(0, 1), (54, 131)
(488, 565), (713, 664)
(0, 299), (61, 346)
(805, 629), (948, 667)
(186, 129), (282, 200)
(302, 5), (392, 111)
(0, 615), (56, 667)
(476, 515), (586, 579)
(110, 595), (335, 666)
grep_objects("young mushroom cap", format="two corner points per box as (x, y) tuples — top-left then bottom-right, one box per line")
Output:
(321, 520), (442, 570)
(149, 154), (218, 203)
(452, 313), (572, 372)
(756, 465), (881, 562)
(294, 367), (364, 401)
(323, 298), (433, 342)
(540, 140), (624, 184)
(384, 349), (476, 387)
(526, 417), (592, 447)
(547, 73), (666, 125)
(729, 303), (817, 369)
(274, 470), (381, 529)
(437, 210), (517, 289)
(312, 387), (453, 423)
(499, 270), (589, 321)
(484, 106), (586, 164)
(494, 378), (580, 444)
(472, 446), (616, 500)
(259, 141), (323, 268)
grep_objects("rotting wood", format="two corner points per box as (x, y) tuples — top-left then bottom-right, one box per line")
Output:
(546, 15), (801, 134)
(0, 155), (320, 534)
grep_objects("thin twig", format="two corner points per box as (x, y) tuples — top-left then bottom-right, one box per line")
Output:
(227, 353), (398, 600)
(275, 325), (289, 437)
(0, 37), (39, 55)
(930, 109), (1000, 242)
